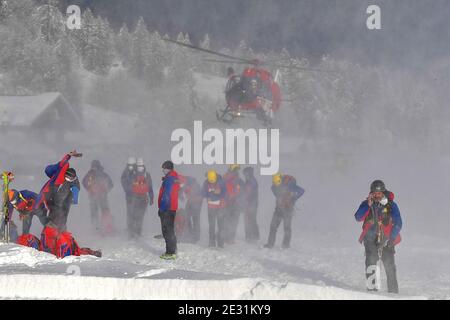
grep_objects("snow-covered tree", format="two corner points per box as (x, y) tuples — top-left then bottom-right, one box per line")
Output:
(70, 9), (114, 75)
(32, 0), (65, 43)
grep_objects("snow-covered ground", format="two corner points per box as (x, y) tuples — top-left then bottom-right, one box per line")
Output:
(0, 228), (445, 300)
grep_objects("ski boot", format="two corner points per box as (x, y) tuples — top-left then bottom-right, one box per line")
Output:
(160, 253), (176, 260)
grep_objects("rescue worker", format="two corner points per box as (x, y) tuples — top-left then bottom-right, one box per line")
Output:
(121, 157), (137, 231)
(354, 180), (402, 294)
(8, 189), (48, 234)
(126, 158), (153, 239)
(179, 175), (203, 243)
(223, 164), (244, 244)
(242, 167), (259, 242)
(225, 66), (242, 109)
(202, 169), (227, 248)
(158, 161), (180, 259)
(264, 173), (305, 249)
(82, 160), (114, 234)
(40, 167), (81, 254)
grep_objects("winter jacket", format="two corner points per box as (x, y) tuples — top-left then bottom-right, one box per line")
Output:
(271, 175), (305, 209)
(354, 192), (402, 245)
(223, 171), (244, 204)
(34, 154), (71, 210)
(158, 170), (180, 212)
(121, 167), (136, 196)
(10, 190), (38, 215)
(47, 179), (80, 230)
(82, 168), (113, 199)
(202, 175), (227, 209)
(182, 176), (203, 204)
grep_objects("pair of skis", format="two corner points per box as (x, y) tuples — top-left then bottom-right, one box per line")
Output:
(1, 171), (14, 243)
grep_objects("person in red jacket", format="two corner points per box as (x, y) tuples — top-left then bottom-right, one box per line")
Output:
(179, 175), (203, 243)
(82, 160), (114, 235)
(127, 157), (154, 239)
(158, 160), (180, 260)
(223, 164), (244, 244)
(354, 180), (402, 293)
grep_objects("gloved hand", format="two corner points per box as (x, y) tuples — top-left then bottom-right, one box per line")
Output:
(385, 239), (395, 248)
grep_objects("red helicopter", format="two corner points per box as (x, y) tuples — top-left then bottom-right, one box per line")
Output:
(164, 38), (330, 125)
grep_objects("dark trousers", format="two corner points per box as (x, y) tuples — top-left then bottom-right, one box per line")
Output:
(159, 210), (177, 254)
(127, 196), (147, 239)
(244, 203), (260, 241)
(266, 207), (293, 248)
(225, 201), (240, 243)
(208, 207), (226, 247)
(89, 196), (110, 229)
(364, 240), (399, 293)
(22, 209), (49, 234)
(186, 202), (201, 243)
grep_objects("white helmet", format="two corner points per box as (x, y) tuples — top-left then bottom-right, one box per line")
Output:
(127, 157), (136, 165)
(136, 158), (144, 166)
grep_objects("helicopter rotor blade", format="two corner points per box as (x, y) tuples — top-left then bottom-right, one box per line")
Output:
(163, 38), (253, 64)
(204, 59), (251, 65)
(264, 62), (337, 73)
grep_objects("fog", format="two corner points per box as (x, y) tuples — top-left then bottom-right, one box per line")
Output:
(1, 0), (450, 296)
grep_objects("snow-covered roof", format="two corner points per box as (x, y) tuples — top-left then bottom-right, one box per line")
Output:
(0, 92), (77, 127)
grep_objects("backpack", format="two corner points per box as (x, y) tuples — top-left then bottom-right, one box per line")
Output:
(17, 234), (41, 251)
(55, 231), (80, 258)
(87, 174), (108, 196)
(132, 174), (150, 195)
(225, 174), (241, 199)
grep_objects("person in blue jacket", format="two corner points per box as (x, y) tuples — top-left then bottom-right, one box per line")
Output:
(8, 189), (48, 234)
(158, 161), (180, 259)
(354, 180), (402, 294)
(202, 169), (228, 248)
(264, 173), (305, 249)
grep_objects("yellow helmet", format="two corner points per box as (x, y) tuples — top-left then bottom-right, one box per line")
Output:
(272, 173), (282, 186)
(207, 170), (218, 184)
(229, 164), (241, 171)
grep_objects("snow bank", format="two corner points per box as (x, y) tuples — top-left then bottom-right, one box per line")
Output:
(0, 274), (408, 300)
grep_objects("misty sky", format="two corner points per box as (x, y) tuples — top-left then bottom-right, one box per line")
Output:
(54, 0), (450, 69)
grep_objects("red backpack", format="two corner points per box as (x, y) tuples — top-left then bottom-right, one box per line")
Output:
(225, 174), (241, 199)
(17, 234), (42, 251)
(132, 174), (150, 195)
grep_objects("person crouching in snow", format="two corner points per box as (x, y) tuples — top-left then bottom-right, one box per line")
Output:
(158, 161), (180, 260)
(34, 152), (100, 258)
(8, 189), (48, 235)
(354, 180), (402, 294)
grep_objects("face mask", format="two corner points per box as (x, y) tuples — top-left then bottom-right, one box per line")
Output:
(128, 166), (134, 171)
(65, 176), (77, 182)
(137, 166), (145, 173)
(163, 168), (170, 175)
(379, 197), (388, 206)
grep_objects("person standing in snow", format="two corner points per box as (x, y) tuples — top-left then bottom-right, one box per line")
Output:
(242, 167), (259, 242)
(354, 180), (402, 294)
(158, 161), (180, 259)
(121, 157), (137, 234)
(202, 169), (228, 248)
(126, 158), (154, 239)
(264, 173), (304, 249)
(82, 160), (114, 234)
(223, 164), (244, 244)
(178, 175), (203, 243)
